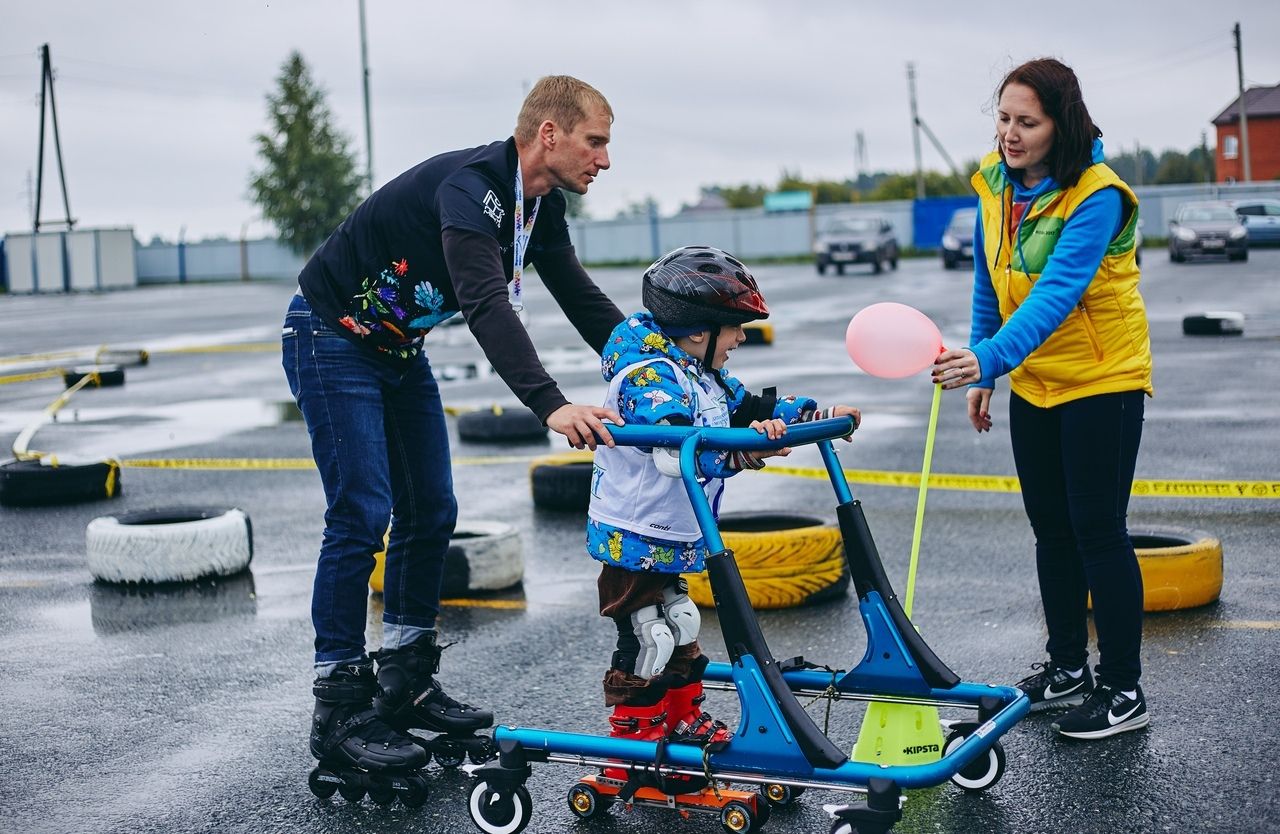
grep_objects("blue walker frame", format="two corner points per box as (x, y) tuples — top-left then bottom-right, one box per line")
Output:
(467, 417), (1029, 832)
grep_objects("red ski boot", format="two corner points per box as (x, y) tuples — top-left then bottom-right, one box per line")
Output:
(664, 681), (732, 745)
(602, 702), (667, 782)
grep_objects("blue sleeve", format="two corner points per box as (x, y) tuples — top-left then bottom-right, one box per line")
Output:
(719, 371), (817, 425)
(968, 188), (1122, 384)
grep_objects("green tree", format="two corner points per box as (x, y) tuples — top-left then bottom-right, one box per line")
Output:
(249, 52), (363, 255)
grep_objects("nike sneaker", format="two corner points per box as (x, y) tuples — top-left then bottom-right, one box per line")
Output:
(1014, 661), (1094, 712)
(1052, 684), (1149, 740)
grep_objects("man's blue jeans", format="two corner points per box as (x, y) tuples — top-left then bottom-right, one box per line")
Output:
(283, 293), (457, 668)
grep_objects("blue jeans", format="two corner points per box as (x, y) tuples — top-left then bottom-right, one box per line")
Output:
(1009, 389), (1145, 690)
(282, 293), (457, 668)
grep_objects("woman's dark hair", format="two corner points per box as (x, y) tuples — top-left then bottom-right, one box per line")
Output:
(998, 58), (1102, 188)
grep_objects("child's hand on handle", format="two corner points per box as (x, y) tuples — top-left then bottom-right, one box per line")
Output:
(746, 419), (791, 462)
(827, 404), (861, 440)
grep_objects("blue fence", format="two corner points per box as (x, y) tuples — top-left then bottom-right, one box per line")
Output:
(913, 196), (979, 250)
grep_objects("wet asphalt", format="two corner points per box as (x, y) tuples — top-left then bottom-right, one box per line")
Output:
(1, 248), (1278, 834)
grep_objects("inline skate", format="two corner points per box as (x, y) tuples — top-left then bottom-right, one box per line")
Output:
(308, 659), (430, 807)
(374, 633), (496, 768)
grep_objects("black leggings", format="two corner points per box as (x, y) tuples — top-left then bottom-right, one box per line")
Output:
(1009, 389), (1145, 690)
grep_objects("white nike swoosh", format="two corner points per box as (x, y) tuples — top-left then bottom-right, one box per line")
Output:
(1043, 680), (1083, 699)
(1108, 703), (1141, 725)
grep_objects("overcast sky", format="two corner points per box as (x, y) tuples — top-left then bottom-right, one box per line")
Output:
(3, 1), (1278, 243)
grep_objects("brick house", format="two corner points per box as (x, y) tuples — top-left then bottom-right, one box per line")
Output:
(1212, 83), (1280, 182)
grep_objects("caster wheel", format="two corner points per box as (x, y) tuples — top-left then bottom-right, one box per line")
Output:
(307, 767), (339, 799)
(337, 780), (366, 803)
(720, 799), (755, 833)
(433, 742), (466, 769)
(368, 782), (397, 806)
(944, 729), (1007, 792)
(829, 822), (855, 834)
(567, 783), (604, 820)
(759, 782), (803, 807)
(469, 736), (497, 765)
(469, 780), (533, 834)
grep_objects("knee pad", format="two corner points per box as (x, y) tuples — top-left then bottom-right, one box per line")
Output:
(662, 580), (700, 646)
(630, 604), (675, 678)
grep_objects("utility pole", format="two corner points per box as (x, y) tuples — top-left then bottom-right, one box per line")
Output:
(907, 63), (925, 199)
(34, 43), (75, 233)
(1233, 22), (1251, 182)
(1133, 140), (1142, 187)
(358, 0), (374, 193)
(855, 130), (867, 183)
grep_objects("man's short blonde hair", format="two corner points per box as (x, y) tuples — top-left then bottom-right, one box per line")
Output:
(514, 76), (613, 144)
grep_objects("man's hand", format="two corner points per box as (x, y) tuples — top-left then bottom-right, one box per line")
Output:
(547, 404), (622, 450)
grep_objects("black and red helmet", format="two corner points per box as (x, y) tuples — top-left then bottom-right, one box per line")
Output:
(642, 245), (769, 330)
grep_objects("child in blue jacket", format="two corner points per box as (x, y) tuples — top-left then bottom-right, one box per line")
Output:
(587, 245), (860, 776)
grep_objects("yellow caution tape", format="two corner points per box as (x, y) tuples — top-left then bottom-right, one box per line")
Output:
(99, 458), (1279, 500)
(440, 598), (527, 610)
(765, 465), (1280, 499)
(0, 369), (64, 386)
(121, 455), (533, 470)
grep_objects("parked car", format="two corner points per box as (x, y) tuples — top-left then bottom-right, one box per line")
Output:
(1232, 198), (1280, 247)
(940, 207), (977, 270)
(1134, 218), (1144, 266)
(1168, 201), (1248, 263)
(813, 215), (899, 275)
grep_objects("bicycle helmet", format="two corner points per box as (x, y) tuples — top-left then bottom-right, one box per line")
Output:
(642, 246), (769, 332)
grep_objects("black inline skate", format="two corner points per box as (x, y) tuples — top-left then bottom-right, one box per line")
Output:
(307, 659), (431, 807)
(373, 633), (496, 768)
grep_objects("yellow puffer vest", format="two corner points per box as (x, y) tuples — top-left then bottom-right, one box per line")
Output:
(972, 151), (1153, 407)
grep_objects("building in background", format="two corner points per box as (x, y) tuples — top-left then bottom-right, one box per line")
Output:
(1213, 84), (1280, 183)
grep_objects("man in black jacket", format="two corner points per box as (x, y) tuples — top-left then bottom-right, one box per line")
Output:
(286, 76), (623, 784)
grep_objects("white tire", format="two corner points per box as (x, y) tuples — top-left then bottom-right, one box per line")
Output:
(86, 507), (253, 583)
(442, 520), (523, 594)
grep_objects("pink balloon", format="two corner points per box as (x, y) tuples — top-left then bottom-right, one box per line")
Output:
(845, 302), (944, 379)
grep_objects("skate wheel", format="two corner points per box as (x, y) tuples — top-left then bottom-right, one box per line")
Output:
(337, 780), (366, 803)
(468, 780), (533, 834)
(469, 736), (497, 765)
(368, 782), (397, 806)
(567, 783), (604, 820)
(307, 767), (339, 799)
(400, 777), (430, 809)
(943, 729), (1007, 792)
(433, 743), (466, 769)
(720, 799), (755, 833)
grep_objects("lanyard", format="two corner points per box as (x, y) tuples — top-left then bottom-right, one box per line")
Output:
(511, 157), (541, 312)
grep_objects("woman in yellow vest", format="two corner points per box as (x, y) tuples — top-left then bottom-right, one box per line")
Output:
(933, 58), (1152, 741)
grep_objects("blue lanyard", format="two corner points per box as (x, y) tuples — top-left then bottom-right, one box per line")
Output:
(511, 157), (541, 312)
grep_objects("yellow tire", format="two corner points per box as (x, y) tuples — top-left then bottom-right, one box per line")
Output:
(1131, 525), (1223, 612)
(685, 513), (848, 610)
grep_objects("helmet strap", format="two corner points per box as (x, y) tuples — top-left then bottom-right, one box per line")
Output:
(703, 327), (718, 370)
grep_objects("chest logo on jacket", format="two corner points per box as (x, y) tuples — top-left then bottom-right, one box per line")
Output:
(483, 190), (505, 227)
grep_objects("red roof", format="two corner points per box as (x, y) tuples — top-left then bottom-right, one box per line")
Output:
(1213, 84), (1280, 124)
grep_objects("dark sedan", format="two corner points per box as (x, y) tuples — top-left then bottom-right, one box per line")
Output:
(941, 207), (977, 270)
(813, 215), (899, 275)
(1168, 201), (1248, 263)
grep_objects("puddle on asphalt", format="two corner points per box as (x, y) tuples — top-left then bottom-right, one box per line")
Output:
(89, 572), (258, 636)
